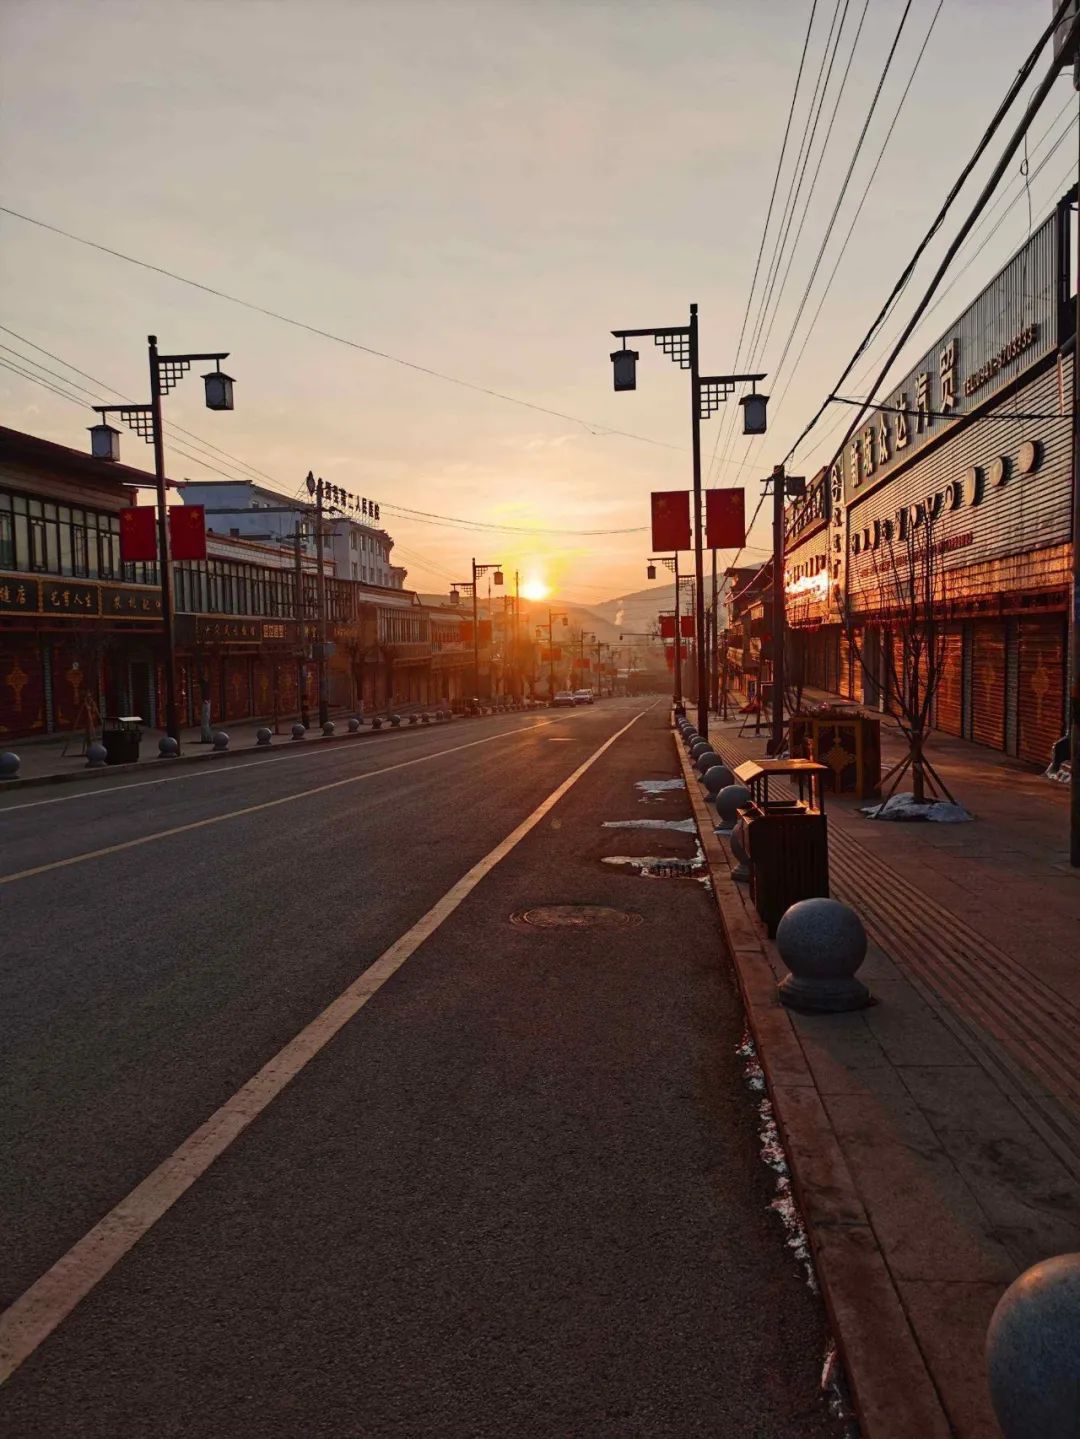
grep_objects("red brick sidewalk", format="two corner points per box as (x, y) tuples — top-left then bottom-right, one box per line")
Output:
(683, 704), (1080, 1437)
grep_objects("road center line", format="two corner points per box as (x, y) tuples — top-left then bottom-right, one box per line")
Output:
(0, 706), (647, 1385)
(0, 720), (554, 886)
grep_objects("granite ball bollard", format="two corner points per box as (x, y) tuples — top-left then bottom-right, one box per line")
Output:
(409, 713), (419, 725)
(256, 728), (273, 747)
(702, 765), (736, 799)
(212, 731), (230, 752)
(421, 712), (431, 724)
(86, 742), (108, 768)
(776, 898), (872, 1013)
(371, 717), (383, 730)
(291, 723), (306, 741)
(986, 1252), (1080, 1439)
(390, 714), (402, 728)
(689, 739), (711, 759)
(348, 717), (361, 733)
(695, 749), (722, 775)
(158, 736), (179, 759)
(729, 816), (751, 882)
(322, 721), (335, 737)
(0, 751), (20, 779)
(714, 782), (751, 830)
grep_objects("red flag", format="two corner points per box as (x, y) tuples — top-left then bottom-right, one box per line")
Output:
(168, 504), (207, 561)
(659, 615), (676, 640)
(541, 646), (562, 662)
(119, 505), (157, 563)
(460, 620), (474, 644)
(680, 615), (694, 638)
(478, 619), (492, 646)
(651, 490), (691, 552)
(705, 488), (745, 549)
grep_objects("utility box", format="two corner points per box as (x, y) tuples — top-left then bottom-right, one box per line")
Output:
(102, 715), (142, 765)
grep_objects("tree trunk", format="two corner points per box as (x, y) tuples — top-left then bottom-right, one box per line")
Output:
(911, 726), (926, 804)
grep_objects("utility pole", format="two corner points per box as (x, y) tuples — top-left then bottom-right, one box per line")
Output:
(1071, 57), (1080, 864)
(294, 519), (311, 729)
(313, 476), (330, 728)
(770, 463), (786, 756)
(514, 571), (521, 700)
(710, 548), (719, 713)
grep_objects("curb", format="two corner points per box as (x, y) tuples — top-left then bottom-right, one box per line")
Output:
(0, 711), (494, 795)
(676, 731), (952, 1439)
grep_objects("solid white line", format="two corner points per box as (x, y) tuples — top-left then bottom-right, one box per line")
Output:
(0, 712), (561, 815)
(0, 705), (647, 1385)
(0, 720), (553, 886)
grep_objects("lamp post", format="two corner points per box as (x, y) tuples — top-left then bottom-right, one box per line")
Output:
(577, 629), (596, 690)
(536, 609), (569, 696)
(649, 555), (684, 707)
(619, 631), (654, 698)
(89, 334), (234, 744)
(610, 304), (767, 739)
(454, 561), (503, 700)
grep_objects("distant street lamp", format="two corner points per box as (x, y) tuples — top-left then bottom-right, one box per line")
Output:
(536, 609), (569, 696)
(454, 559), (503, 700)
(609, 303), (766, 738)
(89, 334), (234, 744)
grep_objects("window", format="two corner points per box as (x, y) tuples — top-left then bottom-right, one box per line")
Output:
(72, 527), (88, 577)
(29, 517), (48, 571)
(0, 511), (13, 570)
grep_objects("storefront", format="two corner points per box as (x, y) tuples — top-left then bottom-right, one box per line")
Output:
(786, 202), (1074, 767)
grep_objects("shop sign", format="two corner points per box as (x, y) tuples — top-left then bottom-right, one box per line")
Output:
(42, 580), (100, 616)
(0, 574), (163, 620)
(833, 212), (1058, 504)
(0, 577), (39, 613)
(195, 617), (262, 644)
(105, 585), (163, 618)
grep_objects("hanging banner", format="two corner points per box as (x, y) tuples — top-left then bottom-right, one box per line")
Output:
(651, 490), (691, 553)
(659, 615), (677, 640)
(541, 646), (562, 662)
(168, 504), (207, 561)
(119, 505), (157, 563)
(478, 619), (492, 645)
(460, 620), (474, 644)
(680, 615), (695, 638)
(706, 488), (746, 549)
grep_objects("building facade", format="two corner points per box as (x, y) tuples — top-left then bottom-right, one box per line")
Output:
(0, 429), (468, 741)
(784, 201), (1074, 767)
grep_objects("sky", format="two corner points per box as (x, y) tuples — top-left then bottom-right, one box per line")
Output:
(0, 0), (1072, 604)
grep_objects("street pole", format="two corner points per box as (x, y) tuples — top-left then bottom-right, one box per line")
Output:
(710, 547), (719, 714)
(315, 479), (330, 727)
(688, 303), (708, 738)
(471, 557), (481, 701)
(1071, 65), (1080, 864)
(514, 571), (520, 700)
(548, 611), (555, 696)
(673, 554), (683, 708)
(770, 463), (786, 756)
(294, 519), (311, 729)
(147, 335), (181, 743)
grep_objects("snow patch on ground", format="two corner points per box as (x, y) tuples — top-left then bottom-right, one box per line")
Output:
(861, 791), (972, 823)
(635, 778), (687, 802)
(602, 818), (697, 833)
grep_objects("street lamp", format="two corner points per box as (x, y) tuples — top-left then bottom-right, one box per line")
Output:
(648, 555), (686, 707)
(456, 560), (503, 701)
(89, 334), (234, 744)
(609, 304), (767, 739)
(536, 609), (569, 697)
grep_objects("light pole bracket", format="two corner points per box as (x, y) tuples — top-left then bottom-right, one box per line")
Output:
(93, 404), (154, 444)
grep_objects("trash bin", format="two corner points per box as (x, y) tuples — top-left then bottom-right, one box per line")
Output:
(102, 715), (142, 765)
(741, 800), (829, 937)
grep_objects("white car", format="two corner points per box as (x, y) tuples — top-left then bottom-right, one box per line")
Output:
(552, 691), (577, 708)
(573, 689), (594, 705)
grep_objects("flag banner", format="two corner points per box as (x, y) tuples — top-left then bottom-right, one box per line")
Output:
(680, 615), (695, 638)
(541, 646), (562, 662)
(580, 658), (592, 670)
(119, 505), (157, 563)
(478, 619), (492, 645)
(650, 490), (691, 553)
(168, 504), (207, 561)
(460, 621), (474, 644)
(706, 487), (746, 549)
(659, 615), (676, 640)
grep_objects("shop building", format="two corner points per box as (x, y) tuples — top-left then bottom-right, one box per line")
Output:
(785, 201), (1074, 767)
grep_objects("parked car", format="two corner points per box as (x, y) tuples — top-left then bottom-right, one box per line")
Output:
(552, 691), (577, 707)
(573, 689), (594, 705)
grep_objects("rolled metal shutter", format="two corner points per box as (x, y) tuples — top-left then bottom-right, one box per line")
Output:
(970, 621), (1006, 751)
(1017, 615), (1067, 767)
(935, 627), (964, 737)
(1004, 619), (1019, 758)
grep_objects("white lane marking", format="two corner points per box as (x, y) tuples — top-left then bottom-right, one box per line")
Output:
(0, 706), (648, 1384)
(0, 721), (554, 886)
(0, 714), (551, 815)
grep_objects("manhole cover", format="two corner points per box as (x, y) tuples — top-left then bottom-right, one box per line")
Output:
(511, 904), (642, 929)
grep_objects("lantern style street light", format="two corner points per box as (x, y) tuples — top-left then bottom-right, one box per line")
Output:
(609, 303), (767, 738)
(455, 559), (504, 700)
(536, 609), (569, 697)
(89, 334), (234, 744)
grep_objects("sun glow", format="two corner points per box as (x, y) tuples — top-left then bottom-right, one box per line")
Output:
(520, 577), (550, 601)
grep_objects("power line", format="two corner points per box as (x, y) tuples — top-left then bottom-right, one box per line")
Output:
(0, 204), (685, 454)
(781, 0), (1075, 466)
(379, 501), (647, 536)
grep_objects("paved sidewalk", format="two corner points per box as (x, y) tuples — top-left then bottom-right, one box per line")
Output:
(681, 704), (1080, 1438)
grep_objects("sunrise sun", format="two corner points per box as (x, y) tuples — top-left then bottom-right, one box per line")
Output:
(520, 577), (550, 601)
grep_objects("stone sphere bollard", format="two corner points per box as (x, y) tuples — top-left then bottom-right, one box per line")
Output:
(695, 748), (721, 775)
(0, 751), (20, 779)
(729, 816), (751, 882)
(986, 1252), (1080, 1439)
(390, 714), (401, 728)
(321, 721), (335, 737)
(86, 742), (108, 768)
(421, 712), (431, 724)
(689, 743), (712, 766)
(212, 731), (230, 752)
(714, 782), (750, 830)
(256, 728), (273, 746)
(776, 898), (872, 1013)
(291, 723), (307, 741)
(409, 713), (419, 725)
(702, 764), (736, 799)
(158, 736), (179, 759)
(348, 717), (361, 733)
(371, 716), (383, 730)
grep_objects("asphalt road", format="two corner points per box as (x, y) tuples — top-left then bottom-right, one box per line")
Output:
(0, 700), (839, 1437)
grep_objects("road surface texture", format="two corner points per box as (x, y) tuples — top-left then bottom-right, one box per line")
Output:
(1, 701), (841, 1437)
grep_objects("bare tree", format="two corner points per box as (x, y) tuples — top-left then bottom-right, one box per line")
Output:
(839, 496), (957, 807)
